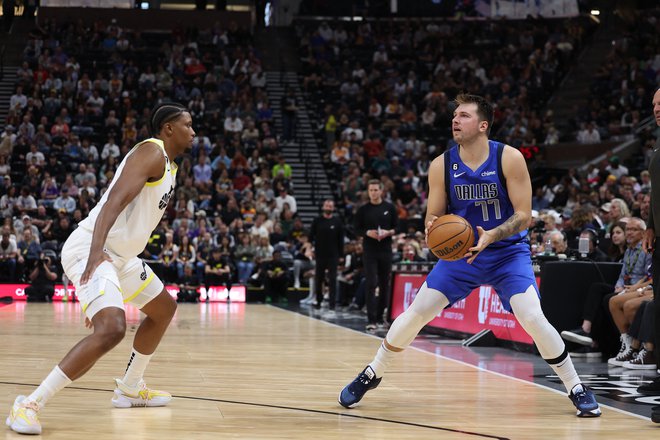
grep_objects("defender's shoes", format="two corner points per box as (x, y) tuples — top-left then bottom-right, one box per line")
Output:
(6, 395), (41, 435)
(112, 379), (172, 408)
(338, 366), (382, 408)
(568, 384), (601, 417)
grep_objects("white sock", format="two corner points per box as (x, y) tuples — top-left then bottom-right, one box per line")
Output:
(28, 366), (72, 408)
(549, 351), (581, 393)
(368, 342), (398, 377)
(622, 333), (631, 348)
(122, 349), (153, 388)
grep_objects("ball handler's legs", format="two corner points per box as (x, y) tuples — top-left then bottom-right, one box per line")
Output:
(339, 282), (449, 408)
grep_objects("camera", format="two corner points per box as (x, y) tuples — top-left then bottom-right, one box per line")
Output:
(530, 219), (546, 244)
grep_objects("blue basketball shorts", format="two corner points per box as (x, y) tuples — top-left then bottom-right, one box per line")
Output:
(425, 241), (539, 312)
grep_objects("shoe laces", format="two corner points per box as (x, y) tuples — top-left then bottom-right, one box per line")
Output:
(20, 400), (40, 414)
(571, 385), (592, 404)
(632, 348), (649, 363)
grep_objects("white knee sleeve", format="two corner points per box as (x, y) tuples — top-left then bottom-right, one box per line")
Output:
(510, 285), (565, 359)
(386, 282), (449, 348)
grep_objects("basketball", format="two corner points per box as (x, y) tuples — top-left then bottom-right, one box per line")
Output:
(427, 214), (475, 261)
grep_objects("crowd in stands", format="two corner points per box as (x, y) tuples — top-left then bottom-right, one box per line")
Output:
(0, 12), (658, 324)
(0, 17), (313, 300)
(576, 8), (660, 143)
(296, 17), (596, 226)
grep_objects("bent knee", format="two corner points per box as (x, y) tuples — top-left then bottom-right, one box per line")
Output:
(95, 320), (127, 350)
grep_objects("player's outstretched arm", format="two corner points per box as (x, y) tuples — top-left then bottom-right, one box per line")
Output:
(80, 143), (166, 285)
(467, 146), (531, 263)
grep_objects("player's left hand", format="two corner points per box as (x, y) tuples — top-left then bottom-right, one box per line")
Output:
(466, 226), (495, 264)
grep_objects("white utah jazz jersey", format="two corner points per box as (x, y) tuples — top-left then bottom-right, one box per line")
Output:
(78, 138), (176, 258)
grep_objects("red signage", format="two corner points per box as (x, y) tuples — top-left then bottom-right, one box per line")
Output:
(0, 284), (246, 303)
(390, 273), (533, 344)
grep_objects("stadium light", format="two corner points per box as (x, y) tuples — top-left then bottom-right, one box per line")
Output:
(590, 9), (600, 16)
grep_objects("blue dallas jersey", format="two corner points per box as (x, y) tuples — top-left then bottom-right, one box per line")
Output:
(444, 140), (527, 248)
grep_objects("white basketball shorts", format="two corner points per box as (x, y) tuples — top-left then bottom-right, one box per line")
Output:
(61, 227), (164, 319)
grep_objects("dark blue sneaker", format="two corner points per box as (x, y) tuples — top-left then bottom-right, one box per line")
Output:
(338, 366), (382, 408)
(568, 384), (601, 417)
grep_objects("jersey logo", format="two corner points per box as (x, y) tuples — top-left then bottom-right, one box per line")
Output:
(453, 171), (465, 178)
(481, 170), (496, 177)
(158, 186), (174, 210)
(383, 211), (389, 215)
(140, 261), (147, 281)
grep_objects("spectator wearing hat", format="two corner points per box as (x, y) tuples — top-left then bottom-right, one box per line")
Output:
(606, 156), (629, 179)
(17, 227), (41, 279)
(275, 187), (297, 215)
(53, 187), (76, 214)
(15, 215), (39, 241)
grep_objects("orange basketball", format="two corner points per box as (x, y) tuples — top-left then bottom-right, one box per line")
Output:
(427, 214), (475, 261)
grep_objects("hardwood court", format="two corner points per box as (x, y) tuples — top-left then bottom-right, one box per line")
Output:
(0, 302), (656, 439)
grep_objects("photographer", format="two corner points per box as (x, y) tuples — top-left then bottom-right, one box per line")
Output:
(25, 253), (57, 302)
(177, 263), (200, 303)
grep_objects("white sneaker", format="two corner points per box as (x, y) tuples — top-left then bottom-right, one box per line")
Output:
(323, 310), (337, 319)
(111, 379), (172, 408)
(6, 395), (42, 435)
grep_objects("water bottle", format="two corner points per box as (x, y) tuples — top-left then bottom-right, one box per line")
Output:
(545, 238), (553, 255)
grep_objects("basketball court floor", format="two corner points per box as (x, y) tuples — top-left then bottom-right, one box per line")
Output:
(1, 301), (658, 439)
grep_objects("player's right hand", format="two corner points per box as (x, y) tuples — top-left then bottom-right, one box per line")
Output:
(80, 249), (113, 285)
(642, 228), (655, 253)
(424, 216), (438, 246)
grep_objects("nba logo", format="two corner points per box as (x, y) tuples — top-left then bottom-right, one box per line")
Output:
(478, 286), (492, 324)
(403, 282), (416, 309)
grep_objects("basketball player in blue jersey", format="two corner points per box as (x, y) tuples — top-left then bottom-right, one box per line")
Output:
(7, 103), (195, 435)
(339, 94), (601, 417)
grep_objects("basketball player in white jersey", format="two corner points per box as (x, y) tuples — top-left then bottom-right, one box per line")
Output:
(7, 103), (195, 435)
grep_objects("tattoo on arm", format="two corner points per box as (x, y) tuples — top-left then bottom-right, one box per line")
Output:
(491, 212), (524, 242)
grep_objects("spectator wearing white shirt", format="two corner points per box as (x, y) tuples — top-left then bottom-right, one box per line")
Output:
(577, 122), (601, 144)
(224, 112), (244, 135)
(342, 120), (363, 142)
(10, 86), (27, 111)
(101, 136), (120, 160)
(275, 187), (297, 215)
(606, 156), (629, 179)
(318, 22), (334, 42)
(25, 144), (45, 167)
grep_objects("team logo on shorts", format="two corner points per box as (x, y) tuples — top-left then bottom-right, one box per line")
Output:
(140, 261), (147, 281)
